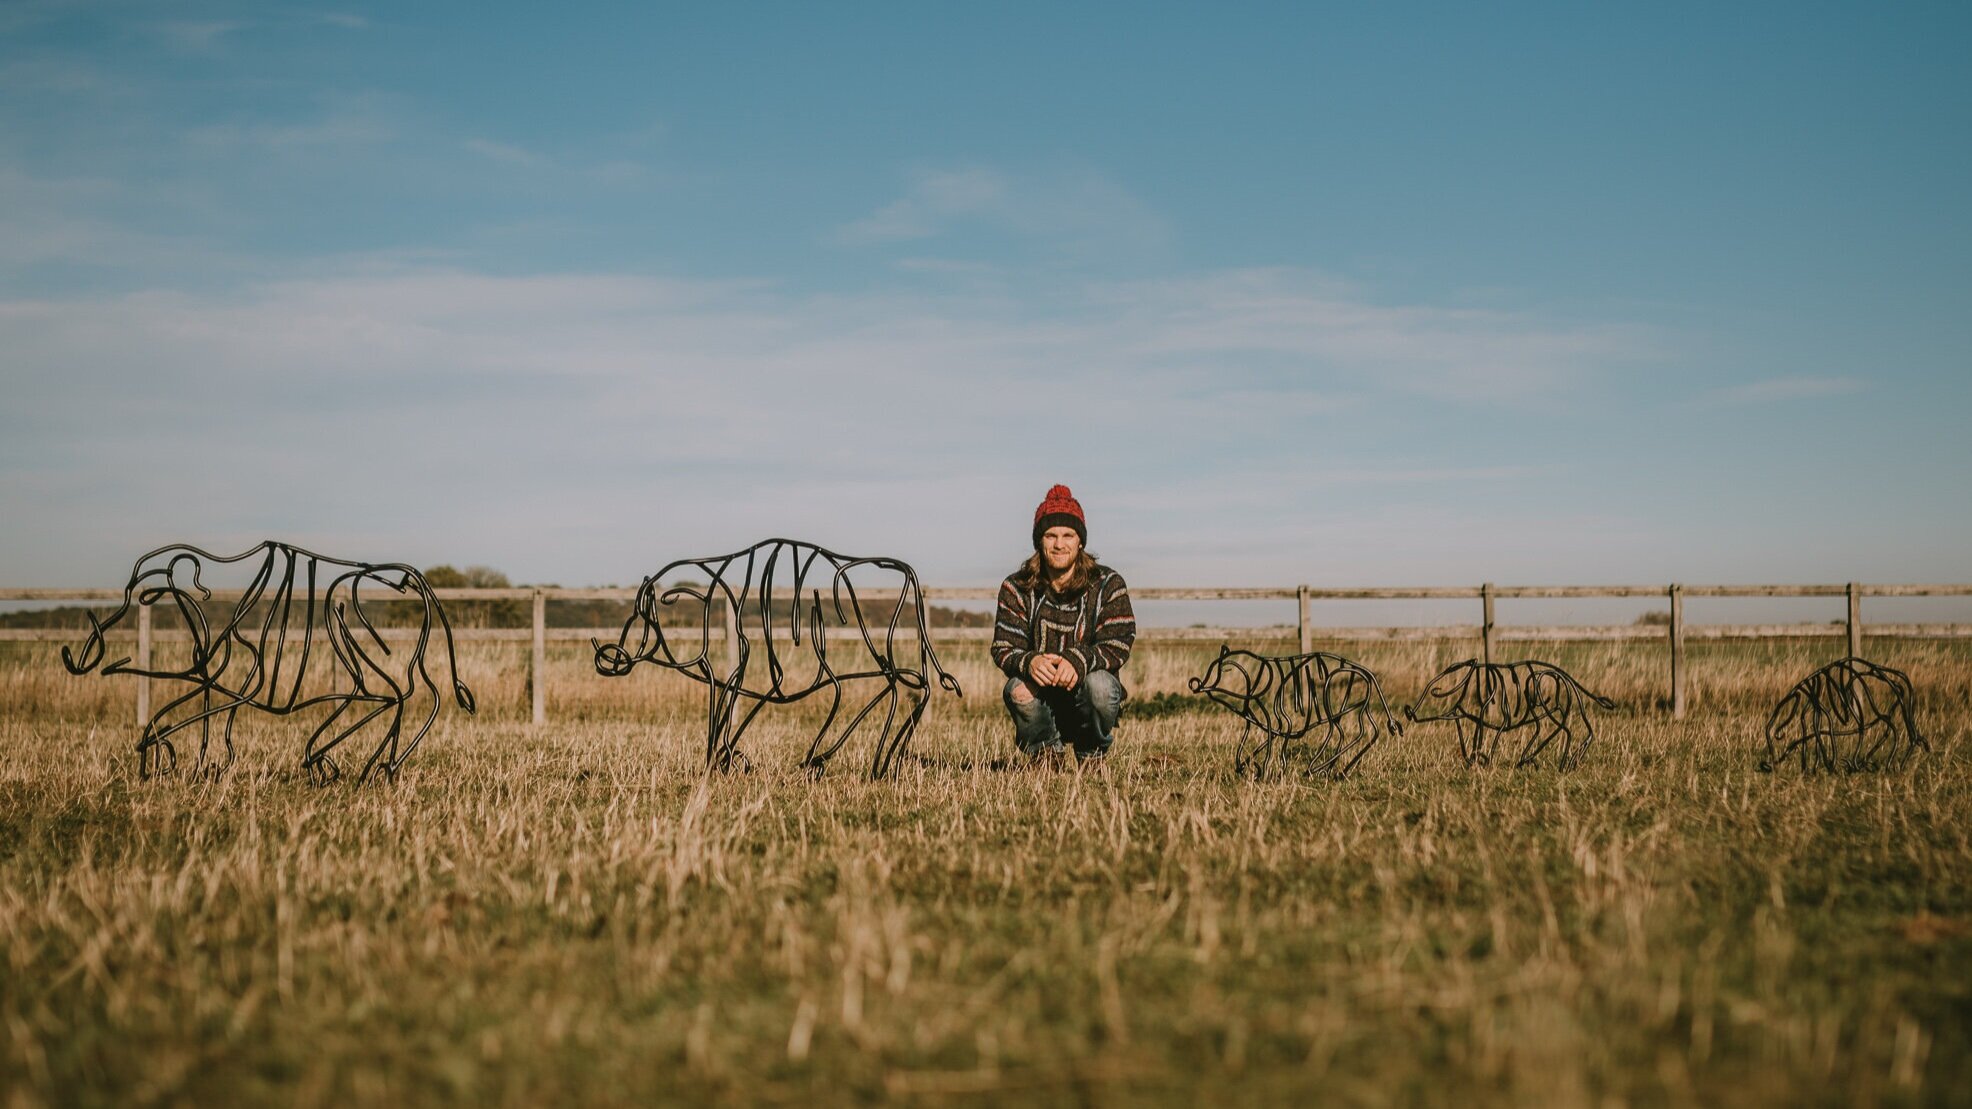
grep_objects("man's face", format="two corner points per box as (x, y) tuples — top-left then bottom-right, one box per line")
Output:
(1040, 526), (1082, 572)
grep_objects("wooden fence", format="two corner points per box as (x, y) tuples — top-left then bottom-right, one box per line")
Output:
(5, 583), (1969, 726)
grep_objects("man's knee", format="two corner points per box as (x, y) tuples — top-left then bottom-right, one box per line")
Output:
(1082, 669), (1123, 709)
(1005, 677), (1038, 706)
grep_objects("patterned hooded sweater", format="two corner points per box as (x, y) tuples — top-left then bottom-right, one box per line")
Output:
(991, 565), (1136, 681)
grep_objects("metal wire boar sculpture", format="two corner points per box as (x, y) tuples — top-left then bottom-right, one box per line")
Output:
(1404, 659), (1613, 769)
(594, 538), (962, 778)
(62, 541), (475, 783)
(1187, 646), (1403, 778)
(1761, 656), (1926, 773)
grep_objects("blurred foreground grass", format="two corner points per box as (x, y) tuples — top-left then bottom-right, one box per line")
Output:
(1, 638), (1968, 1106)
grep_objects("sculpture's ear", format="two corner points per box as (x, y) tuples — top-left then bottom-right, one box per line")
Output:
(167, 552), (210, 601)
(1217, 644), (1230, 658)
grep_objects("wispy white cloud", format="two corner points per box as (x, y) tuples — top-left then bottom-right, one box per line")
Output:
(464, 138), (547, 168)
(0, 166), (245, 279)
(1103, 464), (1543, 524)
(834, 165), (1172, 263)
(1088, 268), (1643, 399)
(188, 95), (398, 150)
(1115, 501), (1662, 587)
(151, 21), (246, 53)
(460, 137), (660, 189)
(0, 56), (113, 94)
(0, 1), (69, 35)
(836, 167), (1007, 242)
(892, 257), (1001, 276)
(0, 263), (1647, 585)
(1312, 465), (1544, 485)
(1705, 376), (1866, 405)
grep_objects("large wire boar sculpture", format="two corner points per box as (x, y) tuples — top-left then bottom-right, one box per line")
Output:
(62, 541), (475, 784)
(1187, 646), (1403, 778)
(1404, 659), (1613, 769)
(594, 538), (962, 778)
(1761, 656), (1926, 773)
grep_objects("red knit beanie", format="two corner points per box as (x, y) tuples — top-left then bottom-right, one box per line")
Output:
(1032, 484), (1087, 549)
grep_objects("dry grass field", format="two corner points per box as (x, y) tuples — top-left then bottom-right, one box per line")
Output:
(2, 636), (1969, 1107)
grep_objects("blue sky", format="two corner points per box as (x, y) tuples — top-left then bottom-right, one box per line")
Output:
(3, 1), (1968, 595)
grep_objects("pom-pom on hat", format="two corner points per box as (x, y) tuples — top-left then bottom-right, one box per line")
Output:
(1032, 484), (1087, 549)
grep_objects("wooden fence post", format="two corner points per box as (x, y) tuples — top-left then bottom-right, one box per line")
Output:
(1480, 583), (1495, 665)
(136, 602), (151, 729)
(1670, 583), (1685, 720)
(1297, 585), (1312, 655)
(1847, 582), (1862, 658)
(531, 589), (547, 726)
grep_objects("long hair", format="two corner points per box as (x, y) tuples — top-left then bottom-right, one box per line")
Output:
(1010, 548), (1100, 595)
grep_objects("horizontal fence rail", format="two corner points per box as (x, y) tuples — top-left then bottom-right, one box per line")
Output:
(6, 583), (1969, 726)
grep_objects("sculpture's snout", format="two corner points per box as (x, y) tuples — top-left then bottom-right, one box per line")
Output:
(61, 641), (100, 675)
(593, 640), (635, 677)
(61, 612), (109, 675)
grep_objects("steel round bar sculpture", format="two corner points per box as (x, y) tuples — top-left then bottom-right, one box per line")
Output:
(62, 541), (476, 784)
(1761, 656), (1926, 773)
(1404, 659), (1613, 769)
(593, 538), (962, 778)
(1187, 646), (1402, 778)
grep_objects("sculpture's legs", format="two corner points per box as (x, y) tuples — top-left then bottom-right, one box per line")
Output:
(140, 683), (249, 779)
(1809, 712), (1840, 773)
(218, 703), (240, 776)
(303, 697), (358, 782)
(802, 679), (859, 772)
(1236, 722), (1277, 777)
(1570, 706), (1597, 767)
(194, 702), (245, 782)
(870, 686), (927, 780)
(723, 698), (769, 773)
(309, 697), (393, 784)
(1457, 719), (1489, 767)
(1331, 708), (1377, 780)
(702, 681), (764, 774)
(138, 723), (176, 779)
(389, 679), (445, 778)
(1302, 715), (1342, 777)
(818, 678), (900, 776)
(358, 698), (411, 784)
(1797, 712), (1821, 773)
(1900, 692), (1928, 758)
(1555, 717), (1581, 769)
(196, 687), (214, 777)
(1514, 716), (1556, 768)
(704, 679), (735, 771)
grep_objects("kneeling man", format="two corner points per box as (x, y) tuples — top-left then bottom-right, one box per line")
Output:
(991, 485), (1135, 761)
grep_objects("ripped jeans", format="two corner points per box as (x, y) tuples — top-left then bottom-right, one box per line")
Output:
(1003, 669), (1124, 758)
